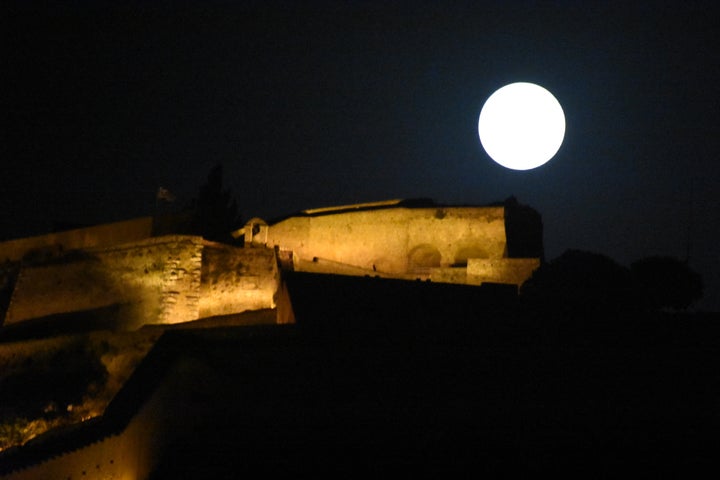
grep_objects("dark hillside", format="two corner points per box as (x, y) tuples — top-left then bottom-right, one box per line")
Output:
(1, 273), (719, 476)
(153, 274), (720, 476)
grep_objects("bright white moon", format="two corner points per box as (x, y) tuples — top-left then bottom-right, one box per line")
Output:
(478, 82), (565, 170)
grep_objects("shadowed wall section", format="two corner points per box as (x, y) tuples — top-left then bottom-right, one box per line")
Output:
(0, 217), (155, 264)
(4, 237), (279, 330)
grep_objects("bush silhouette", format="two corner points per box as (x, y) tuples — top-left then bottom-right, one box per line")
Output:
(520, 249), (636, 317)
(631, 256), (703, 311)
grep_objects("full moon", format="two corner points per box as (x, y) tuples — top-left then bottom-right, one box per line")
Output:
(478, 82), (565, 170)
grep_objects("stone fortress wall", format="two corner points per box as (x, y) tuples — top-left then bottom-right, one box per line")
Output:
(0, 198), (541, 331)
(2, 236), (279, 330)
(241, 199), (540, 287)
(0, 198), (543, 478)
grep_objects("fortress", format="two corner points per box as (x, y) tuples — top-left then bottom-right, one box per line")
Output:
(0, 198), (542, 332)
(2, 199), (717, 478)
(0, 197), (543, 479)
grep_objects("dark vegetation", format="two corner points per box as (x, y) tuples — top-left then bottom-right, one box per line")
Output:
(152, 163), (242, 244)
(520, 249), (704, 317)
(631, 255), (704, 311)
(0, 337), (109, 449)
(0, 268), (716, 475)
(183, 164), (242, 244)
(0, 328), (161, 452)
(148, 273), (718, 477)
(0, 340), (107, 421)
(0, 187), (713, 474)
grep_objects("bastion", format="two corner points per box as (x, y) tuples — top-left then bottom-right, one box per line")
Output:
(236, 198), (541, 286)
(0, 198), (541, 332)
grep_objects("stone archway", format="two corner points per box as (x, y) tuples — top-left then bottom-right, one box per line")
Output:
(407, 244), (441, 273)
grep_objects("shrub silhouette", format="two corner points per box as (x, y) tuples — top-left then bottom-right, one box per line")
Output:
(0, 339), (108, 422)
(520, 249), (636, 317)
(631, 256), (703, 311)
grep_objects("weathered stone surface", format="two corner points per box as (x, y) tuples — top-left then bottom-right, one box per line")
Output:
(247, 202), (539, 286)
(4, 237), (278, 330)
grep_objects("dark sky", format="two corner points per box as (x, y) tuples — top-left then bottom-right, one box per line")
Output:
(3, 0), (720, 311)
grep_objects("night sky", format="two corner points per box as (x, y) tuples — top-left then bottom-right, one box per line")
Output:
(4, 1), (719, 311)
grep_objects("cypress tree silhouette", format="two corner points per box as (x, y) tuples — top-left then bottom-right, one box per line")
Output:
(187, 164), (241, 243)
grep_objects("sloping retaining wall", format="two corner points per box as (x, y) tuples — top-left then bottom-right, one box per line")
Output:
(4, 237), (280, 330)
(0, 327), (295, 480)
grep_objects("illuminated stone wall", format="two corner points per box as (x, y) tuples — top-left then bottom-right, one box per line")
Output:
(4, 236), (279, 329)
(245, 204), (538, 286)
(1, 200), (542, 330)
(0, 350), (241, 480)
(0, 359), (203, 480)
(0, 417), (157, 480)
(259, 206), (507, 276)
(199, 244), (279, 319)
(467, 258), (541, 286)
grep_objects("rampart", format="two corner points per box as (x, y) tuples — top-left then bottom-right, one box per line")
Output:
(0, 198), (544, 476)
(1, 198), (542, 332)
(3, 237), (279, 330)
(241, 200), (540, 287)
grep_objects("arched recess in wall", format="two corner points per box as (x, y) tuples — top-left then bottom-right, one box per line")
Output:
(407, 244), (441, 273)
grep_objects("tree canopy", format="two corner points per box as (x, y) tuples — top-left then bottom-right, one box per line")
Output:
(186, 164), (241, 243)
(520, 250), (704, 317)
(520, 249), (636, 317)
(631, 256), (703, 311)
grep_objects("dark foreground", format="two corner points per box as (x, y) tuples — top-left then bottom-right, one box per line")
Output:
(154, 274), (720, 477)
(3, 273), (720, 477)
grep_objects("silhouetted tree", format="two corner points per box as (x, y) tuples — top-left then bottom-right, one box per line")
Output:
(520, 249), (636, 317)
(631, 256), (703, 311)
(187, 164), (241, 243)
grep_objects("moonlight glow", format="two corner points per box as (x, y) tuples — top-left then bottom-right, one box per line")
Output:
(478, 82), (565, 170)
